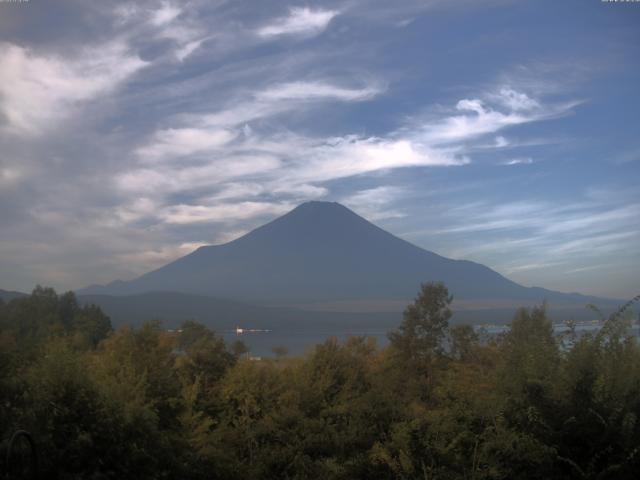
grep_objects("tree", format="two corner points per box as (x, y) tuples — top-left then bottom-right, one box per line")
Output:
(449, 324), (479, 362)
(71, 303), (112, 347)
(500, 305), (558, 392)
(0, 287), (111, 357)
(231, 339), (249, 358)
(388, 282), (453, 366)
(272, 345), (289, 359)
(176, 320), (235, 390)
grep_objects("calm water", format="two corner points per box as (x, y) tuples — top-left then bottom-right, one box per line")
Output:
(221, 327), (390, 357)
(222, 323), (640, 358)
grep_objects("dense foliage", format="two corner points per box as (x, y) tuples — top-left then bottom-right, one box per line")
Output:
(1, 284), (639, 479)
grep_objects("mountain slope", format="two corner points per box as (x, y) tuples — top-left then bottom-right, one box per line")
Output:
(78, 291), (400, 330)
(77, 292), (612, 340)
(0, 289), (28, 302)
(79, 201), (609, 306)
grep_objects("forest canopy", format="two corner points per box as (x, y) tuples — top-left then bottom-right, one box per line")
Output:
(1, 284), (639, 479)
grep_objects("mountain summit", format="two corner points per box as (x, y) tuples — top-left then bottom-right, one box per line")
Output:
(80, 201), (600, 306)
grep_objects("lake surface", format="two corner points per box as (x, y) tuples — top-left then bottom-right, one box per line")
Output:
(222, 323), (640, 358)
(221, 327), (391, 357)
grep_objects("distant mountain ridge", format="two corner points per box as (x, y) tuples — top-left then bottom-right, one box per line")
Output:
(76, 291), (617, 334)
(79, 201), (611, 309)
(78, 291), (402, 330)
(0, 289), (28, 302)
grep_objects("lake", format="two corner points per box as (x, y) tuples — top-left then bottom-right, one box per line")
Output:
(222, 322), (640, 358)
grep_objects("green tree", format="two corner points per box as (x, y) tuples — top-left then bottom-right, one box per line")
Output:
(175, 320), (236, 399)
(500, 305), (559, 393)
(449, 323), (479, 362)
(272, 345), (289, 359)
(0, 287), (111, 358)
(71, 303), (112, 347)
(388, 282), (453, 380)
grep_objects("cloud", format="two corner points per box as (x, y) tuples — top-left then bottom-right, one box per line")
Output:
(116, 85), (574, 229)
(116, 155), (282, 194)
(200, 80), (382, 128)
(3, 0), (632, 298)
(256, 81), (381, 102)
(112, 0), (206, 62)
(0, 165), (25, 187)
(430, 199), (640, 262)
(503, 261), (566, 274)
(114, 3), (140, 25)
(201, 102), (288, 128)
(417, 87), (578, 146)
(115, 197), (159, 224)
(613, 147), (640, 165)
(396, 18), (416, 28)
(117, 131), (465, 215)
(175, 37), (210, 61)
(494, 136), (509, 147)
(422, 101), (525, 143)
(150, 1), (181, 27)
(115, 242), (208, 271)
(563, 264), (611, 275)
(208, 182), (266, 201)
(135, 128), (236, 162)
(494, 87), (540, 111)
(257, 7), (338, 37)
(116, 116), (471, 226)
(342, 186), (407, 221)
(159, 201), (293, 224)
(399, 189), (640, 298)
(0, 41), (147, 135)
(502, 157), (533, 165)
(284, 136), (468, 184)
(272, 182), (328, 198)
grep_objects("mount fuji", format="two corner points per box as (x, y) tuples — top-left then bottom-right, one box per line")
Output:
(79, 201), (608, 312)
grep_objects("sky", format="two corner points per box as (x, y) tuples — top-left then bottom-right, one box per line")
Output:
(0, 0), (639, 299)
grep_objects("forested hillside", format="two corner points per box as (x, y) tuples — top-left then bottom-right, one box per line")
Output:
(1, 285), (639, 479)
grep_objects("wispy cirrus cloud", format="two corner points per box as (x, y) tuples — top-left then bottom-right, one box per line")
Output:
(256, 81), (382, 102)
(113, 241), (210, 273)
(0, 41), (146, 135)
(117, 154), (282, 193)
(257, 7), (339, 38)
(396, 188), (640, 297)
(117, 82), (574, 230)
(150, 1), (181, 27)
(422, 198), (640, 275)
(135, 128), (236, 162)
(417, 87), (579, 145)
(0, 163), (27, 188)
(2, 0), (636, 299)
(492, 87), (541, 111)
(502, 157), (533, 166)
(113, 0), (209, 62)
(196, 80), (382, 128)
(159, 201), (293, 225)
(175, 37), (212, 62)
(342, 186), (408, 221)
